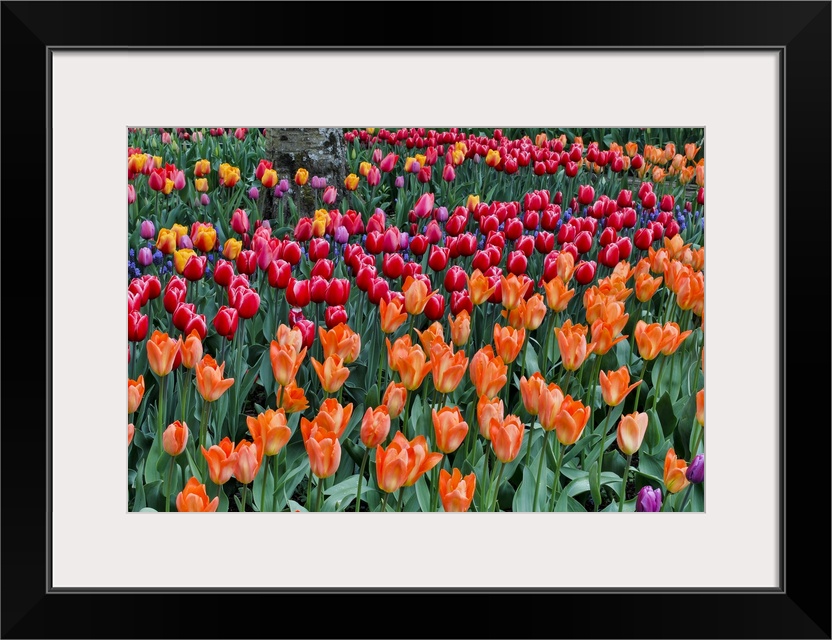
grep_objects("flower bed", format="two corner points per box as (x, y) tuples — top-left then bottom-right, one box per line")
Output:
(127, 126), (705, 513)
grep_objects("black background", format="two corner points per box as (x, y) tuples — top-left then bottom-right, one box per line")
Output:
(2, 2), (829, 638)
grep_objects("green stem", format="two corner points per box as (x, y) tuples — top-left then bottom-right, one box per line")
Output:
(548, 443), (565, 512)
(157, 375), (168, 440)
(377, 335), (384, 394)
(618, 454), (632, 512)
(490, 460), (505, 512)
(633, 362), (647, 411)
(381, 492), (390, 512)
(272, 454), (280, 511)
(396, 488), (403, 512)
(541, 313), (555, 378)
(504, 358), (515, 408)
(430, 466), (440, 512)
(354, 448), (369, 513)
(690, 422), (704, 459)
(532, 430), (551, 511)
(652, 356), (666, 412)
(679, 483), (694, 512)
(165, 455), (175, 512)
(316, 476), (324, 512)
(260, 456), (269, 512)
(240, 484), (247, 513)
(307, 473), (314, 511)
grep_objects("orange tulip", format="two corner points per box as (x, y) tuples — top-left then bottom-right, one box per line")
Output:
(448, 310), (471, 347)
(588, 319), (627, 356)
(489, 415), (525, 463)
(246, 408), (291, 457)
(403, 434), (443, 486)
(177, 329), (203, 370)
(469, 269), (497, 305)
(275, 323), (304, 351)
(543, 277), (575, 312)
(493, 324), (525, 364)
(314, 398), (353, 438)
(439, 468), (476, 513)
(599, 366), (642, 407)
(318, 323), (361, 364)
(519, 372), (547, 416)
(664, 235), (692, 261)
(195, 355), (235, 402)
(663, 260), (687, 294)
(616, 412), (649, 455)
(146, 330), (181, 377)
(416, 322), (445, 352)
(175, 477), (219, 512)
(675, 270), (704, 313)
(660, 322), (692, 356)
(634, 321), (664, 361)
(554, 396), (590, 445)
(583, 286), (607, 324)
(635, 273), (663, 302)
(663, 447), (690, 493)
(379, 297), (408, 334)
(173, 248), (197, 275)
(555, 251), (575, 283)
(383, 334), (408, 371)
(201, 437), (238, 485)
(376, 433), (411, 494)
(395, 344), (432, 391)
(648, 247), (670, 274)
(430, 342), (468, 394)
(469, 346), (507, 399)
(294, 167), (309, 186)
(477, 395), (505, 439)
(432, 407), (469, 454)
(634, 258), (651, 279)
(402, 276), (437, 315)
(279, 380), (309, 413)
(128, 375), (145, 414)
(500, 274), (532, 311)
(597, 276), (632, 303)
(554, 320), (588, 371)
(523, 294), (547, 331)
(162, 420), (189, 456)
(269, 341), (307, 387)
(360, 406), (391, 448)
(612, 261), (635, 283)
(501, 303), (526, 330)
(233, 439), (263, 485)
(305, 424), (342, 479)
(128, 423), (135, 446)
(222, 238), (242, 260)
(311, 354), (351, 394)
(685, 142), (700, 162)
(382, 381), (407, 419)
(691, 247), (705, 272)
(538, 383), (566, 431)
(625, 141), (639, 157)
(692, 390), (703, 429)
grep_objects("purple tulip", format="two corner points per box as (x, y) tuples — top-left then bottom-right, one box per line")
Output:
(140, 219), (156, 240)
(334, 226), (348, 244)
(200, 194), (210, 206)
(436, 206), (449, 222)
(399, 232), (409, 250)
(636, 486), (662, 512)
(137, 247), (153, 267)
(278, 179), (290, 193)
(686, 454), (704, 484)
(248, 187), (259, 200)
(394, 175), (405, 189)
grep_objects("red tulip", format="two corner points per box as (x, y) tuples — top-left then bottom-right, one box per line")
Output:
(213, 306), (239, 340)
(325, 278), (351, 306)
(634, 228), (654, 250)
(325, 306), (347, 328)
(286, 279), (311, 307)
(128, 311), (148, 342)
(575, 260), (597, 285)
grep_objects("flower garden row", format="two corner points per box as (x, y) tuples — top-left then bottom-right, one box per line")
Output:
(127, 126), (704, 512)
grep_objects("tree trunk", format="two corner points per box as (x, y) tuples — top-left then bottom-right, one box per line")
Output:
(262, 127), (347, 224)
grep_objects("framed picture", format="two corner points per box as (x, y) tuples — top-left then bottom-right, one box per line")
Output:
(3, 2), (828, 638)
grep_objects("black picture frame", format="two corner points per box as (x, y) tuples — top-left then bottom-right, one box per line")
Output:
(2, 2), (829, 638)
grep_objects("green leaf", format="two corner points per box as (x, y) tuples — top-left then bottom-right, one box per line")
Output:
(589, 462), (602, 508)
(414, 475), (431, 513)
(132, 460), (146, 512)
(645, 409), (662, 453)
(252, 463), (275, 512)
(321, 474), (371, 511)
(656, 393), (678, 438)
(512, 466), (536, 512)
(138, 507), (158, 513)
(185, 447), (203, 484)
(524, 341), (540, 376)
(144, 432), (163, 484)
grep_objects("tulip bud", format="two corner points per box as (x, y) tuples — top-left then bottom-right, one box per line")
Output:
(636, 486), (662, 512)
(686, 454), (704, 484)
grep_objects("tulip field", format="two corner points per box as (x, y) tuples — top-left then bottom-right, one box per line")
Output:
(127, 126), (705, 513)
